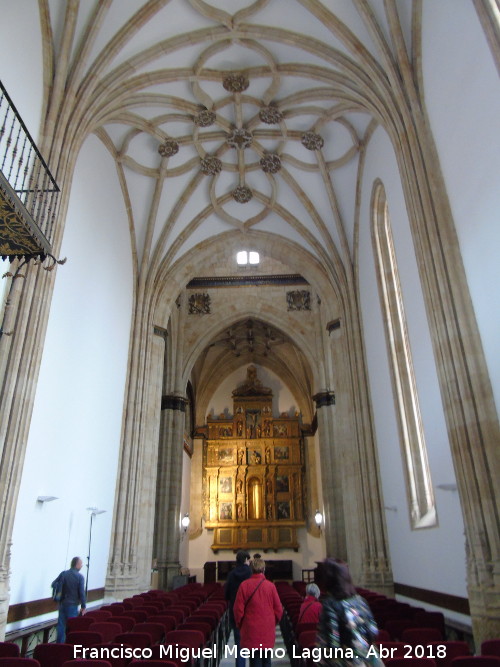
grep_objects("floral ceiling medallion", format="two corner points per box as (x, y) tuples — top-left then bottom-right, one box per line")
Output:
(260, 153), (282, 174)
(201, 156), (223, 175)
(226, 128), (253, 149)
(301, 131), (324, 151)
(194, 109), (216, 127)
(232, 185), (253, 203)
(223, 73), (250, 93)
(158, 139), (179, 157)
(259, 104), (283, 124)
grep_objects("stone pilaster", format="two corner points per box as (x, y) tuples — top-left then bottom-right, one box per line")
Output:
(313, 391), (348, 561)
(105, 325), (164, 598)
(154, 395), (187, 590)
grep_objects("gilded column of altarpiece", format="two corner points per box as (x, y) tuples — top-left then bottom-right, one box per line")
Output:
(203, 366), (305, 552)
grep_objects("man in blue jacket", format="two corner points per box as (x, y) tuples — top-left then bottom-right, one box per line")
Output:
(225, 550), (252, 667)
(52, 556), (87, 642)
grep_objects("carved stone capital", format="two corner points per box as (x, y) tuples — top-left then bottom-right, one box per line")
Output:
(312, 391), (336, 408)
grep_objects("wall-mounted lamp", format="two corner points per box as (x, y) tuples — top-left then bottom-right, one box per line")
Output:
(181, 513), (190, 533)
(314, 510), (323, 531)
(384, 505), (398, 512)
(36, 496), (58, 503)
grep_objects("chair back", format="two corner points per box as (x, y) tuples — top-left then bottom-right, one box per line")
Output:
(87, 622), (122, 643)
(482, 643), (500, 658)
(114, 632), (152, 649)
(402, 628), (444, 645)
(0, 645), (19, 659)
(65, 630), (103, 646)
(33, 643), (74, 667)
(0, 660), (41, 667)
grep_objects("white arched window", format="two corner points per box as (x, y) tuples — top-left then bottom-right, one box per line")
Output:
(371, 180), (437, 529)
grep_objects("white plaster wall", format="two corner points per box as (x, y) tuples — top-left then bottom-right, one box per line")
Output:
(8, 133), (133, 627)
(358, 126), (467, 598)
(421, 0), (500, 415)
(206, 364), (299, 418)
(0, 2), (44, 143)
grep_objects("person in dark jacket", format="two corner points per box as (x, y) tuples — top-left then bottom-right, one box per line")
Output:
(316, 559), (380, 667)
(225, 549), (252, 667)
(52, 556), (87, 643)
(233, 558), (283, 667)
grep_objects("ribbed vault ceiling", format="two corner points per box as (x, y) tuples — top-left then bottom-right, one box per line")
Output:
(43, 0), (420, 284)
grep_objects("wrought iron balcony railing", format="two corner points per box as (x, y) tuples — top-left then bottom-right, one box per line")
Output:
(0, 80), (60, 263)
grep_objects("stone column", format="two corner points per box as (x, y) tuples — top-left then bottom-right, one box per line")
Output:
(312, 390), (348, 561)
(154, 394), (187, 590)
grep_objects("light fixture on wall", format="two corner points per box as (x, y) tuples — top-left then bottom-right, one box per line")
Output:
(181, 513), (190, 533)
(314, 509), (323, 532)
(85, 507), (106, 596)
(36, 495), (58, 504)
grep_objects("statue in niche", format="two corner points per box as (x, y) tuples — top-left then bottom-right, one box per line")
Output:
(237, 503), (243, 520)
(256, 424), (262, 438)
(237, 479), (243, 494)
(238, 449), (244, 465)
(237, 421), (243, 437)
(266, 479), (273, 494)
(264, 420), (271, 437)
(267, 503), (273, 520)
(250, 450), (261, 465)
(265, 447), (271, 463)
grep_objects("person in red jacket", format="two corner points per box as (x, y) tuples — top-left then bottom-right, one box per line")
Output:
(297, 583), (322, 625)
(233, 557), (283, 667)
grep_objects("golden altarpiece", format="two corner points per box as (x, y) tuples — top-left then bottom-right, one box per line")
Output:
(203, 366), (305, 552)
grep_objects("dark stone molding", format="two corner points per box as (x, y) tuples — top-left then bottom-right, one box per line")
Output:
(161, 395), (188, 412)
(326, 319), (341, 333)
(394, 582), (470, 615)
(186, 274), (309, 288)
(7, 587), (105, 623)
(312, 391), (336, 408)
(153, 326), (168, 339)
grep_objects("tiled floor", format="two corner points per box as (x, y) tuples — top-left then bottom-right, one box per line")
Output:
(219, 627), (291, 667)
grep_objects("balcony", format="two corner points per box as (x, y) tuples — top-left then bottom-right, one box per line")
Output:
(0, 80), (59, 263)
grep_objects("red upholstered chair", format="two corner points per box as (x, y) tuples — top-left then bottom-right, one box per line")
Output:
(114, 632), (152, 649)
(0, 645), (19, 658)
(66, 615), (96, 632)
(402, 628), (444, 645)
(150, 615), (177, 634)
(482, 642), (500, 658)
(88, 622), (123, 643)
(106, 616), (135, 632)
(385, 659), (436, 667)
(33, 642), (74, 667)
(414, 612), (446, 637)
(377, 630), (391, 642)
(106, 604), (126, 615)
(158, 609), (185, 624)
(165, 630), (204, 651)
(132, 623), (165, 644)
(451, 658), (500, 667)
(88, 643), (132, 667)
(122, 610), (149, 624)
(85, 610), (113, 622)
(179, 621), (212, 644)
(426, 642), (470, 667)
(66, 630), (104, 647)
(385, 619), (419, 641)
(188, 614), (217, 632)
(0, 660), (41, 667)
(62, 661), (112, 667)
